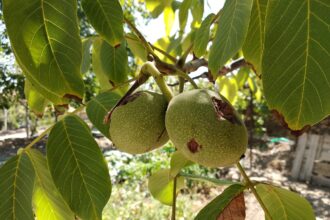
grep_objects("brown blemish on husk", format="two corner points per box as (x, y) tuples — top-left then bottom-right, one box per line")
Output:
(187, 138), (202, 153)
(211, 97), (241, 124)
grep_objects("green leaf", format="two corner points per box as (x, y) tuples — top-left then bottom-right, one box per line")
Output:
(92, 37), (128, 86)
(193, 13), (215, 58)
(0, 153), (35, 220)
(256, 184), (315, 220)
(126, 33), (148, 61)
(81, 37), (94, 74)
(86, 91), (121, 138)
(242, 0), (268, 75)
(46, 115), (112, 220)
(82, 0), (124, 46)
(24, 80), (49, 117)
(262, 0), (330, 130)
(170, 151), (194, 178)
(195, 184), (245, 220)
(3, 0), (84, 104)
(191, 0), (204, 27)
(164, 6), (175, 36)
(26, 149), (74, 220)
(148, 169), (185, 206)
(179, 0), (192, 31)
(209, 0), (253, 77)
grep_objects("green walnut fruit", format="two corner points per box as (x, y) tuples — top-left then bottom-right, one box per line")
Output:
(109, 91), (169, 154)
(165, 89), (247, 167)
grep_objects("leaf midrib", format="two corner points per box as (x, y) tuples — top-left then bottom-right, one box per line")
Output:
(296, 0), (310, 128)
(256, 0), (264, 61)
(264, 186), (288, 220)
(218, 0), (239, 68)
(95, 0), (117, 43)
(40, 0), (74, 93)
(62, 118), (99, 219)
(12, 155), (22, 220)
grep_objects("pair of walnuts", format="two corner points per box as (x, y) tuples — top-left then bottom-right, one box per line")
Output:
(109, 89), (247, 168)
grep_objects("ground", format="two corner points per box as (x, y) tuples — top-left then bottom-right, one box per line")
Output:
(0, 129), (329, 219)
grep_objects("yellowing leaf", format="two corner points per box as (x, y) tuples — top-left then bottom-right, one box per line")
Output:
(148, 169), (185, 206)
(217, 77), (239, 105)
(26, 149), (74, 220)
(164, 6), (175, 36)
(24, 80), (49, 117)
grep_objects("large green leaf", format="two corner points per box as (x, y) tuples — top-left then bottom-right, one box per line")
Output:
(24, 79), (49, 117)
(86, 91), (121, 138)
(26, 149), (74, 220)
(217, 76), (239, 105)
(262, 0), (330, 130)
(92, 37), (128, 86)
(256, 184), (315, 220)
(193, 13), (215, 58)
(82, 0), (124, 47)
(209, 0), (253, 77)
(148, 169), (185, 206)
(195, 184), (245, 220)
(46, 115), (112, 220)
(3, 0), (84, 105)
(242, 0), (268, 74)
(0, 153), (35, 220)
(179, 0), (192, 31)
